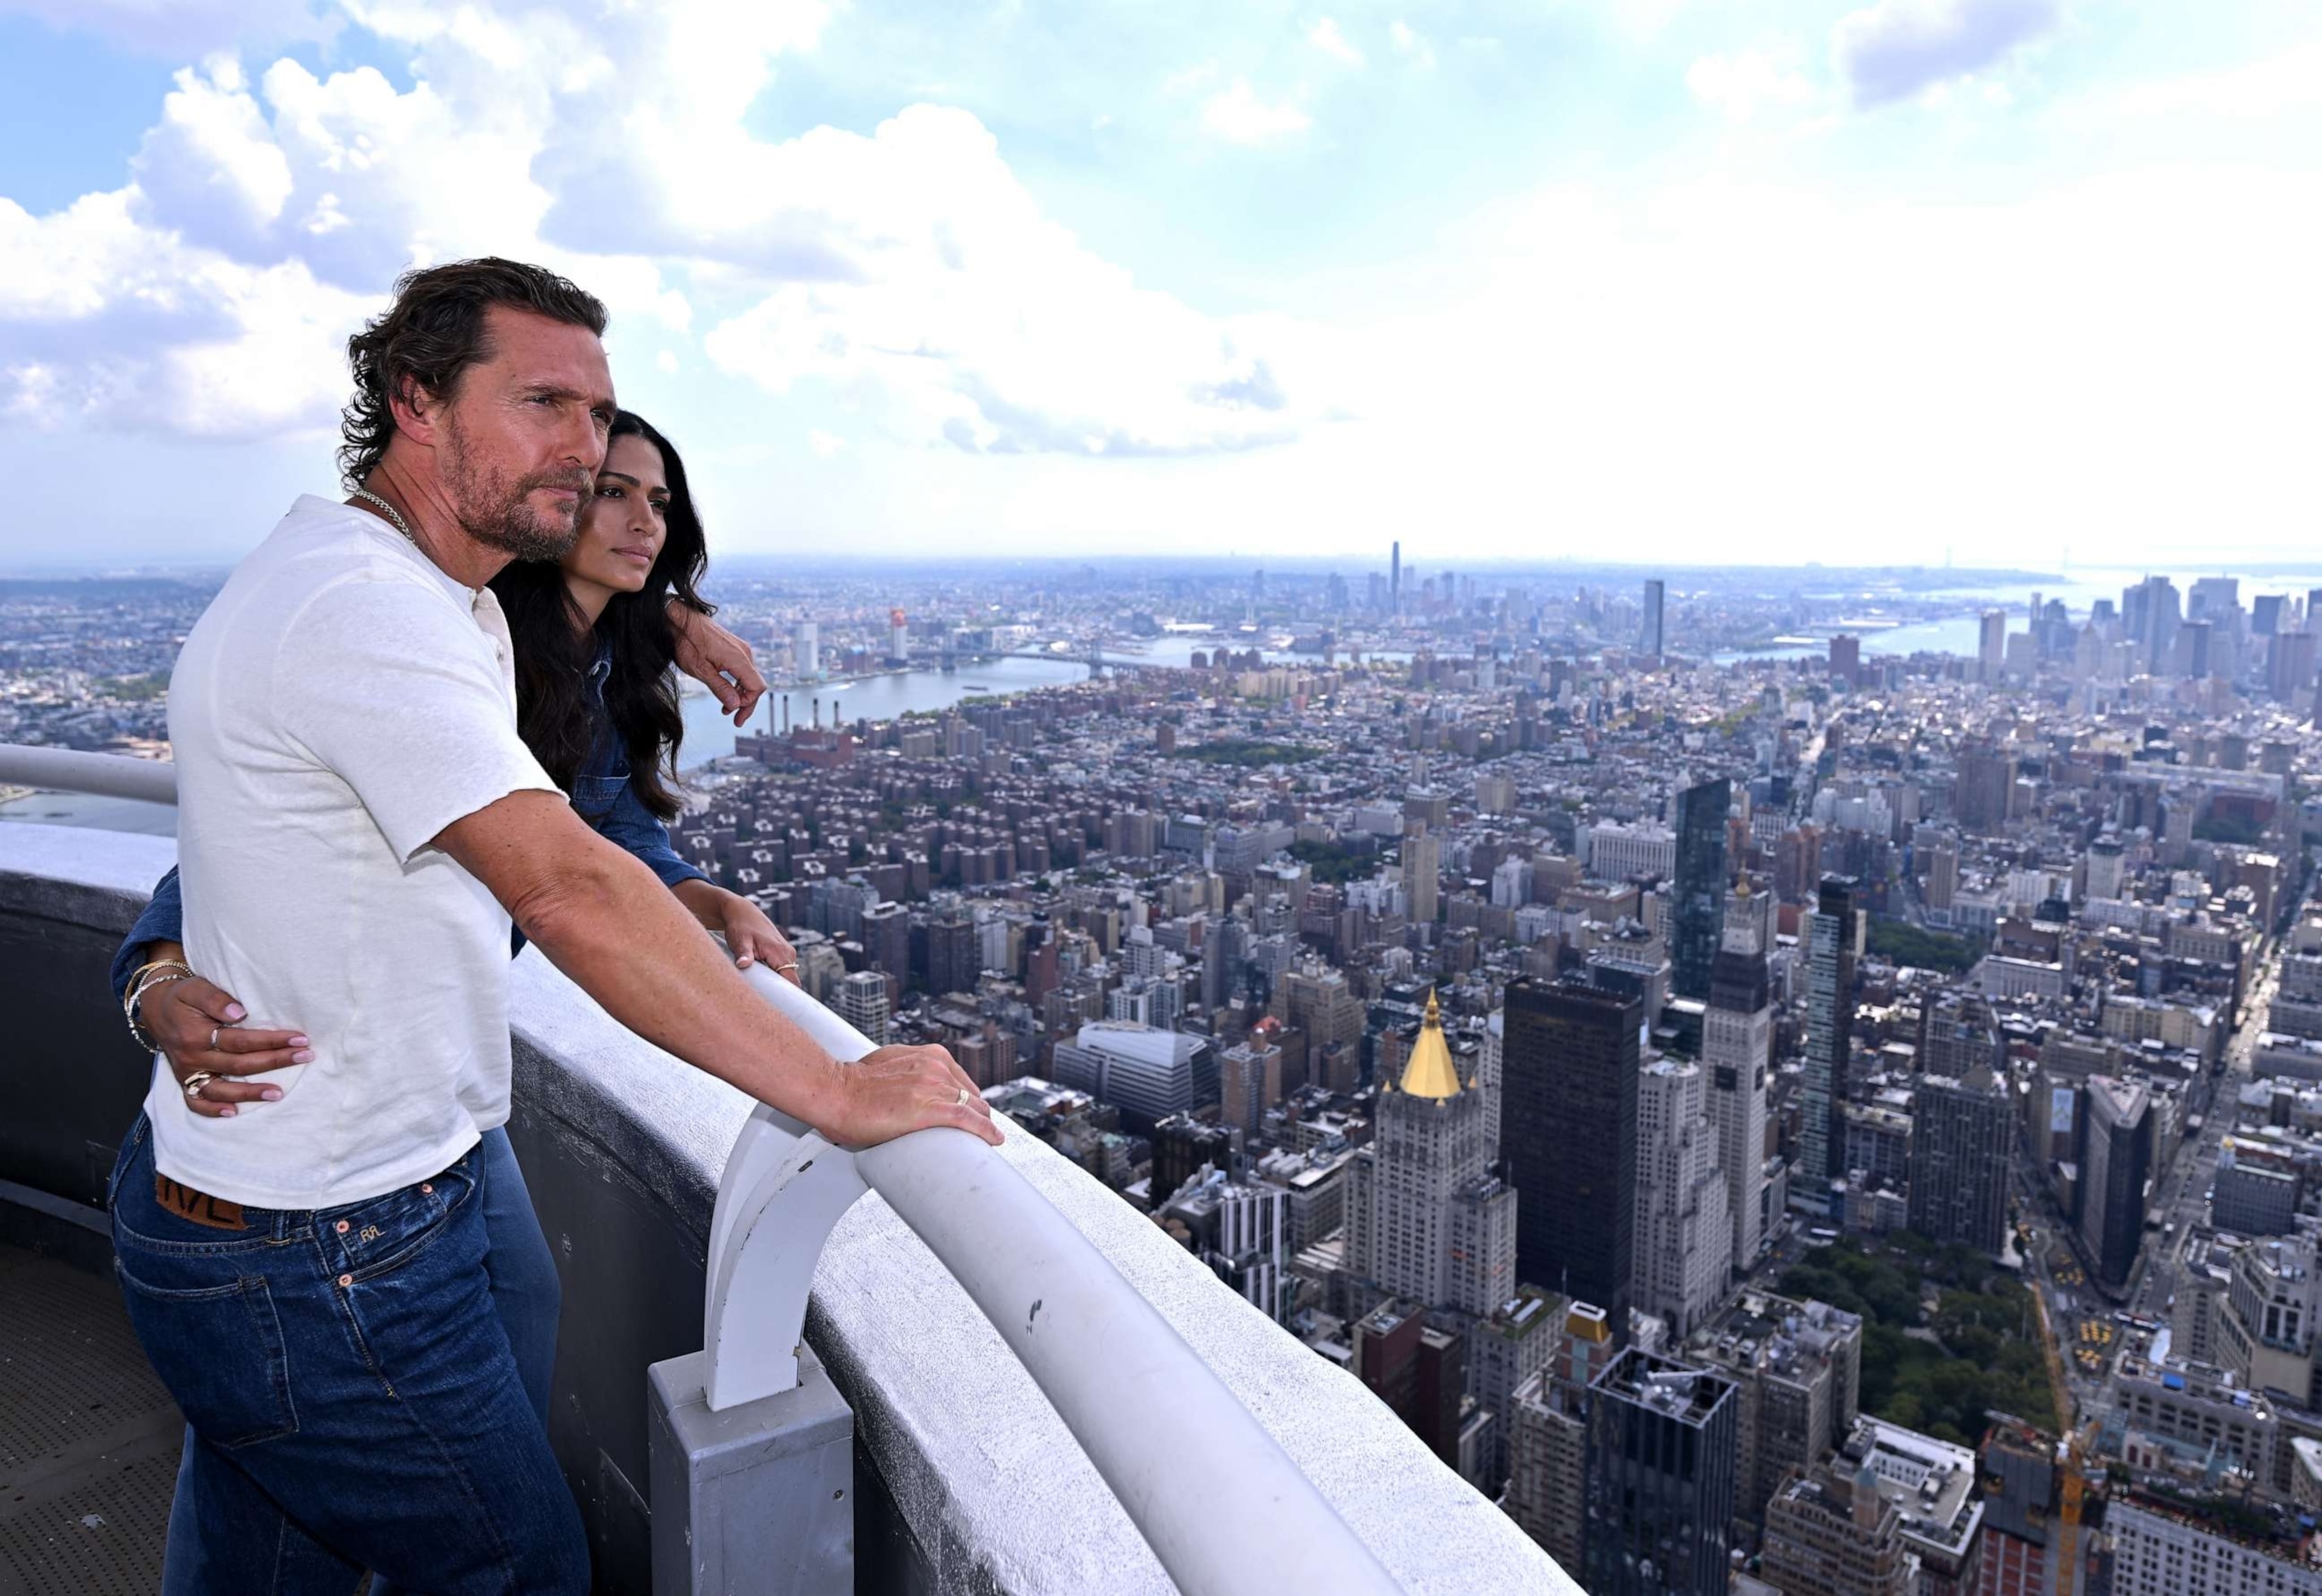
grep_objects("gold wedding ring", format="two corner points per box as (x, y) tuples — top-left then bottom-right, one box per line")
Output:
(183, 1071), (216, 1100)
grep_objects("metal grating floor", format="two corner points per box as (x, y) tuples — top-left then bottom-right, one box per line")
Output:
(0, 1240), (180, 1596)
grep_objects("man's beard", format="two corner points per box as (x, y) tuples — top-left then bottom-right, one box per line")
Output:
(441, 414), (589, 562)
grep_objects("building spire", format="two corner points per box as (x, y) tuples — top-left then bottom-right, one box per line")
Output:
(1398, 988), (1463, 1100)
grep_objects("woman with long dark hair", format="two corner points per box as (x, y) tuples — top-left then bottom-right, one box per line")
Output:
(108, 413), (792, 1457)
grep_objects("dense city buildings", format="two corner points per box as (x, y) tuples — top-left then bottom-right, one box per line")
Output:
(21, 549), (2322, 1590)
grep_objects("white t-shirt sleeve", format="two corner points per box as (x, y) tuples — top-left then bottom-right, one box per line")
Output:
(272, 573), (561, 862)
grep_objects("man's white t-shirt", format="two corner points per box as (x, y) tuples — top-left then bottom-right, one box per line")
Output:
(150, 495), (562, 1210)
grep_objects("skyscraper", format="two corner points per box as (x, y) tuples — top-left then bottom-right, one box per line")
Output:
(1583, 1350), (1738, 1596)
(1800, 875), (1862, 1214)
(835, 969), (890, 1045)
(1503, 978), (1639, 1325)
(1391, 540), (1401, 617)
(1642, 579), (1666, 658)
(1218, 1034), (1283, 1140)
(2078, 1075), (2153, 1291)
(1634, 1056), (1731, 1338)
(1670, 777), (1729, 1004)
(1828, 633), (1861, 688)
(1344, 991), (1515, 1316)
(1979, 609), (2007, 683)
(1707, 932), (1774, 1270)
(793, 618), (821, 679)
(1402, 824), (1441, 926)
(1906, 1068), (2014, 1256)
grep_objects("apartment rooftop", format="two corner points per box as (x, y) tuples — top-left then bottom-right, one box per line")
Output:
(1847, 1415), (1983, 1561)
(1689, 1288), (1863, 1384)
(1593, 1347), (1735, 1427)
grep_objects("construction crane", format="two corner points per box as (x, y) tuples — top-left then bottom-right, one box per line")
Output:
(2028, 1281), (2093, 1594)
(2057, 1420), (2096, 1596)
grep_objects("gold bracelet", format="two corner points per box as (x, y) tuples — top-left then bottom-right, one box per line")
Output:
(124, 963), (196, 1051)
(122, 961), (193, 1031)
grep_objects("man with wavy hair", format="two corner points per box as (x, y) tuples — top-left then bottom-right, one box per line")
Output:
(109, 258), (1001, 1594)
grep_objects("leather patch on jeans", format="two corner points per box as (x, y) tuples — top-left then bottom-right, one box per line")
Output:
(155, 1173), (247, 1231)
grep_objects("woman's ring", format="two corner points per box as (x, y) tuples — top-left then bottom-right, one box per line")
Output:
(183, 1071), (216, 1100)
(955, 1087), (971, 1107)
(209, 1026), (222, 1050)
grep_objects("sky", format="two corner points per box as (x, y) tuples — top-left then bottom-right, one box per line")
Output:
(1, 0), (2317, 571)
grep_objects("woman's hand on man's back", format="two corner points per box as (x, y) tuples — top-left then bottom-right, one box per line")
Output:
(146, 970), (314, 1118)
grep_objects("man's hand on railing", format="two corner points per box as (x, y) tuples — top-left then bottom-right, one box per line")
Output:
(823, 1045), (1005, 1149)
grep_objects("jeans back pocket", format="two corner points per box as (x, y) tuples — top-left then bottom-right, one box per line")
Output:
(114, 1264), (299, 1449)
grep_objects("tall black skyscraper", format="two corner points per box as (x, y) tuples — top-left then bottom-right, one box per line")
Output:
(1670, 778), (1729, 1004)
(1800, 875), (1861, 1214)
(2078, 1075), (2153, 1290)
(1390, 540), (1401, 617)
(1584, 1349), (1738, 1596)
(1641, 578), (1666, 658)
(1503, 978), (1639, 1326)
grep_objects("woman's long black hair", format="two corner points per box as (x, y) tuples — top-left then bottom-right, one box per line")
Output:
(488, 411), (710, 822)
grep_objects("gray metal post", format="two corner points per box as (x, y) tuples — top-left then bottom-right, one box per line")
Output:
(648, 1347), (854, 1596)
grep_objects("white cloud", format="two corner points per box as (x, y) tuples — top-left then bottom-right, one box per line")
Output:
(2098, 40), (2322, 121)
(1262, 164), (2322, 567)
(701, 107), (1305, 456)
(1200, 81), (1314, 146)
(1309, 17), (1364, 69)
(0, 187), (368, 437)
(0, 0), (1306, 460)
(1389, 21), (1435, 70)
(1831, 0), (2060, 108)
(807, 428), (846, 456)
(1686, 48), (1820, 122)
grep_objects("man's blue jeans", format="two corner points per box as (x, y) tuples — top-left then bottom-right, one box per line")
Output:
(110, 1115), (587, 1594)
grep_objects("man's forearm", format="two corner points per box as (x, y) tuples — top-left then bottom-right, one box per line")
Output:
(522, 846), (844, 1121)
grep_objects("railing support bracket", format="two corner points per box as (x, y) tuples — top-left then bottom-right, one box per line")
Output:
(649, 1344), (854, 1596)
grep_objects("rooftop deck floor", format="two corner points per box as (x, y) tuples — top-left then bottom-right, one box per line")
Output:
(0, 1241), (178, 1596)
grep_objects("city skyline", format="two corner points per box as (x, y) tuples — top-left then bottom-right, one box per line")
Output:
(1, 2), (2317, 568)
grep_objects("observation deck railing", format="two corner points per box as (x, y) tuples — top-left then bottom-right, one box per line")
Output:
(0, 741), (1572, 1596)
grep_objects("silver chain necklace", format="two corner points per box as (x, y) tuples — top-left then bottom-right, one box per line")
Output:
(348, 487), (415, 543)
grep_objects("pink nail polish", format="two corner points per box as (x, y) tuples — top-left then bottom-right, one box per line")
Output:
(218, 1106), (236, 1118)
(261, 1089), (283, 1102)
(290, 1035), (310, 1047)
(293, 1050), (316, 1064)
(224, 1004), (246, 1021)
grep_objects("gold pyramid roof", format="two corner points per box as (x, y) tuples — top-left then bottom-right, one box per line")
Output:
(1397, 989), (1463, 1100)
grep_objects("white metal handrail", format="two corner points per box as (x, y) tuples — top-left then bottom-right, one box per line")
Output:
(0, 744), (177, 805)
(9, 741), (1402, 1596)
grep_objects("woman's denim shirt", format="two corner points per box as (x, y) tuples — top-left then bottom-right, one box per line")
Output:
(110, 638), (712, 998)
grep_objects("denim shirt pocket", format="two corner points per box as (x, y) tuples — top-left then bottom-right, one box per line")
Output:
(571, 772), (627, 826)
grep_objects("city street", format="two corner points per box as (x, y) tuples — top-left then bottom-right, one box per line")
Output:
(2017, 936), (2283, 1429)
